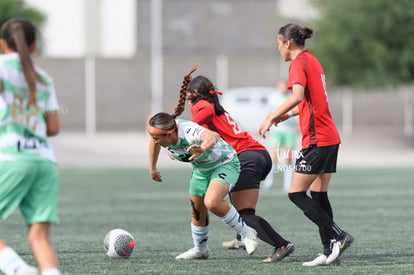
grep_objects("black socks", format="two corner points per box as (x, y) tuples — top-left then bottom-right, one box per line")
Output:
(289, 191), (342, 243)
(239, 208), (289, 248)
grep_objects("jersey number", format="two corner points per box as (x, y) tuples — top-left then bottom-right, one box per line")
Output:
(224, 113), (243, 135)
(11, 94), (40, 132)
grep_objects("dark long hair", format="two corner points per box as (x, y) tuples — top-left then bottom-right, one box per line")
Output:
(187, 75), (225, 116)
(278, 23), (314, 46)
(1, 18), (45, 107)
(172, 65), (225, 118)
(148, 112), (176, 131)
(172, 65), (199, 117)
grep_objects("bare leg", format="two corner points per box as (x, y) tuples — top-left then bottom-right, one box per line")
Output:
(290, 172), (318, 192)
(230, 189), (258, 210)
(203, 180), (232, 217)
(27, 222), (59, 272)
(189, 195), (209, 227)
(310, 173), (332, 192)
(204, 181), (258, 254)
(0, 239), (7, 250)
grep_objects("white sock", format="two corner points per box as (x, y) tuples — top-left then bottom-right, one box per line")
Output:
(0, 247), (30, 275)
(220, 205), (248, 235)
(191, 224), (209, 252)
(283, 165), (293, 193)
(41, 268), (62, 275)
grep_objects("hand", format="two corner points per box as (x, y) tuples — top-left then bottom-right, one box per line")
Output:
(187, 144), (204, 161)
(259, 116), (274, 138)
(167, 152), (176, 160)
(150, 169), (162, 182)
(272, 114), (290, 127)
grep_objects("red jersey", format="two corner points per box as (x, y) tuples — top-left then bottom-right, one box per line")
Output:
(288, 50), (341, 148)
(190, 100), (265, 154)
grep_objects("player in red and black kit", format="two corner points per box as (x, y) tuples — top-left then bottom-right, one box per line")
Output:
(260, 23), (353, 267)
(171, 66), (294, 263)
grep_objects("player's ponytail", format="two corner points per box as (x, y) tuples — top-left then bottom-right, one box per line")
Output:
(278, 23), (314, 46)
(1, 18), (45, 107)
(172, 64), (199, 118)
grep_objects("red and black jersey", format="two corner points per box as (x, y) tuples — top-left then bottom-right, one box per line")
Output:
(288, 50), (341, 148)
(190, 100), (265, 154)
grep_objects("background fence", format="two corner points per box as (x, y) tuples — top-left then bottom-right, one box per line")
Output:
(35, 55), (414, 139)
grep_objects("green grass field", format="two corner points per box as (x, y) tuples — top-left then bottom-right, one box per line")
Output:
(3, 167), (414, 275)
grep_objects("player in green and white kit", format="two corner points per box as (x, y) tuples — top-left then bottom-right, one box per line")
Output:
(148, 113), (258, 260)
(0, 18), (62, 275)
(263, 79), (299, 192)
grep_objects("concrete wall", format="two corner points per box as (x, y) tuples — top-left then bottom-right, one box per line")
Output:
(28, 0), (412, 136)
(34, 55), (412, 136)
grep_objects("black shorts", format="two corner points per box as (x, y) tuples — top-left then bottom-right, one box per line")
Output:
(294, 144), (339, 174)
(230, 150), (272, 192)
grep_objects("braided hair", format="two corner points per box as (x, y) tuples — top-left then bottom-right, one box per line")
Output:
(172, 64), (199, 117)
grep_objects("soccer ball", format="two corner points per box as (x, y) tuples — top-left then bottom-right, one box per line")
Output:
(103, 229), (135, 258)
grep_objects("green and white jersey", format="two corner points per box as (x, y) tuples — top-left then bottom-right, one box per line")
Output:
(0, 53), (58, 162)
(167, 119), (236, 171)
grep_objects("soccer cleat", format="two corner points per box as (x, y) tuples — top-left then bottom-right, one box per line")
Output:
(331, 257), (342, 266)
(240, 226), (258, 255)
(326, 232), (354, 264)
(175, 247), (209, 260)
(302, 254), (327, 267)
(263, 242), (295, 262)
(15, 265), (40, 275)
(222, 239), (245, 250)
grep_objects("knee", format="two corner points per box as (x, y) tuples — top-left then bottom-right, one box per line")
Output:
(288, 191), (306, 204)
(203, 196), (216, 211)
(27, 223), (50, 245)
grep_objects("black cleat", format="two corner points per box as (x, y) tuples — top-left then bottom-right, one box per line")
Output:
(263, 243), (295, 262)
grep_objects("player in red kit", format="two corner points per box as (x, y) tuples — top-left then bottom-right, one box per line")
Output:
(171, 66), (294, 263)
(259, 23), (353, 266)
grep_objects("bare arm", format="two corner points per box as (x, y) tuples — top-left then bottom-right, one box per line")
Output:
(45, 111), (59, 136)
(148, 139), (162, 182)
(259, 84), (304, 137)
(187, 129), (220, 161)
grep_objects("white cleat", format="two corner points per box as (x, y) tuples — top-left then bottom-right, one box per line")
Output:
(327, 232), (354, 264)
(15, 265), (40, 275)
(240, 226), (258, 255)
(222, 239), (245, 250)
(303, 254), (327, 267)
(326, 241), (340, 264)
(175, 247), (209, 260)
